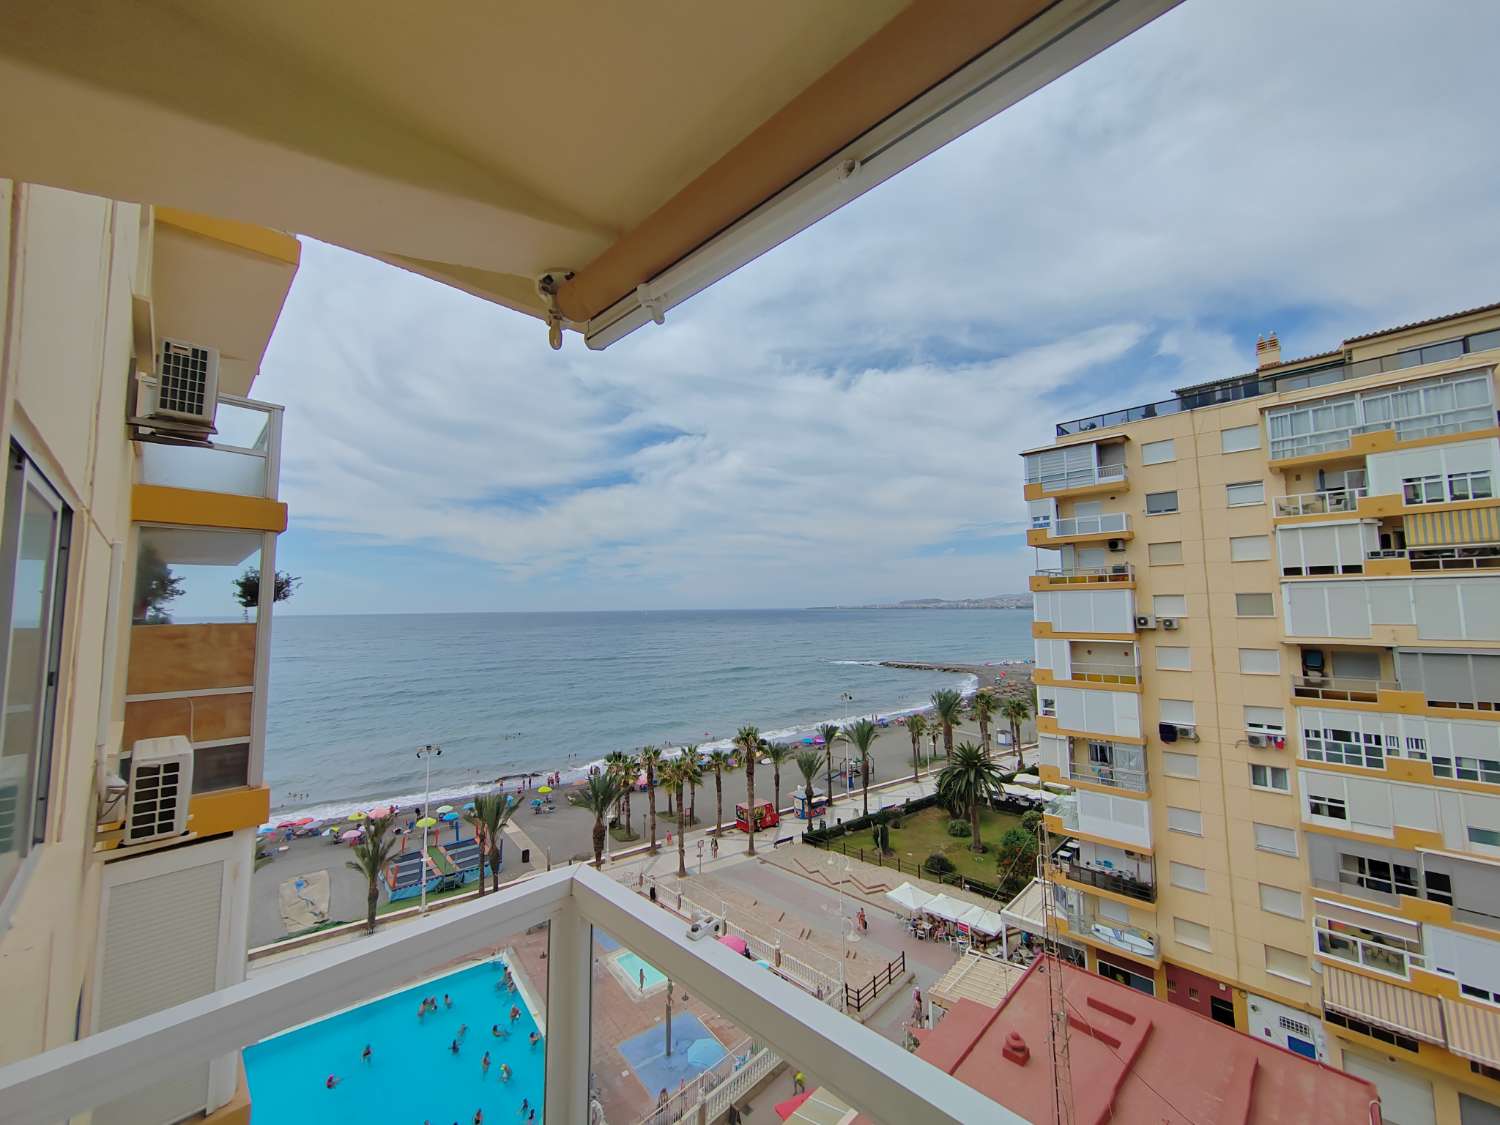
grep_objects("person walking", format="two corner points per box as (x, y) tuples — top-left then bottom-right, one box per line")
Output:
(793, 1069), (806, 1094)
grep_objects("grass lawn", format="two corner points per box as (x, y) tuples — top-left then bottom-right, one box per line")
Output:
(427, 845), (456, 875)
(877, 805), (1023, 883)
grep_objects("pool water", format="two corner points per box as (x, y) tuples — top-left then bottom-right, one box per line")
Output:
(245, 960), (544, 1123)
(615, 950), (667, 991)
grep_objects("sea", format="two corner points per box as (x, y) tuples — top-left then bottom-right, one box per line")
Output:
(263, 608), (1035, 823)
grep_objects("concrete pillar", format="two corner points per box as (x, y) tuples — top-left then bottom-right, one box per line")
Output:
(544, 903), (593, 1122)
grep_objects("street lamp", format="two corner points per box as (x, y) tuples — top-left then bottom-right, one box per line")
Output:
(417, 744), (442, 913)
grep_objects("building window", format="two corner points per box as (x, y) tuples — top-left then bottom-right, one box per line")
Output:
(1402, 474), (1445, 505)
(1226, 481), (1265, 507)
(1141, 439), (1175, 465)
(1038, 695), (1056, 718)
(1161, 751), (1198, 779)
(1264, 945), (1310, 984)
(1169, 861), (1207, 892)
(1155, 646), (1191, 671)
(1323, 1010), (1419, 1053)
(1174, 917), (1212, 951)
(0, 445), (72, 911)
(1308, 793), (1348, 820)
(1315, 915), (1424, 977)
(1153, 594), (1187, 617)
(1259, 883), (1303, 919)
(1303, 726), (1386, 770)
(1403, 470), (1493, 505)
(1250, 764), (1290, 792)
(1467, 826), (1500, 848)
(1424, 870), (1453, 906)
(1229, 535), (1271, 561)
(1148, 541), (1183, 566)
(1432, 755), (1500, 784)
(1239, 648), (1281, 675)
(1470, 1060), (1500, 1083)
(1221, 425), (1261, 453)
(1253, 822), (1298, 856)
(1338, 854), (1419, 898)
(1146, 491), (1179, 515)
(1450, 470), (1494, 501)
(1167, 806), (1203, 836)
(1235, 593), (1275, 617)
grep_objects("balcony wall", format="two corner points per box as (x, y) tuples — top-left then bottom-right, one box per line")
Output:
(1282, 576), (1500, 642)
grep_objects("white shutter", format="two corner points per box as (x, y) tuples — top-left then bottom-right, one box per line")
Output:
(1341, 1054), (1436, 1125)
(1415, 582), (1464, 639)
(1160, 699), (1195, 725)
(1239, 648), (1281, 675)
(1167, 806), (1202, 835)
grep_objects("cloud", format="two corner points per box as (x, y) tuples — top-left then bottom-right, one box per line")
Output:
(255, 0), (1500, 612)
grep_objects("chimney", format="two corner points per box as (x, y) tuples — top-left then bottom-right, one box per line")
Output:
(1002, 1031), (1031, 1066)
(1256, 331), (1282, 369)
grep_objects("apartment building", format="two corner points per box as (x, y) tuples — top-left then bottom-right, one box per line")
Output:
(0, 182), (296, 1123)
(1022, 302), (1500, 1125)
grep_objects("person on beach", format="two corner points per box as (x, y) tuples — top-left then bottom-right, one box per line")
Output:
(362, 1044), (372, 1064)
(794, 1070), (806, 1094)
(474, 1110), (483, 1125)
(519, 1099), (529, 1117)
(491, 1023), (505, 1038)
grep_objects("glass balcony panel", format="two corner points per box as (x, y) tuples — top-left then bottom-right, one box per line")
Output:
(1050, 513), (1130, 538)
(1275, 487), (1368, 517)
(136, 394), (280, 499)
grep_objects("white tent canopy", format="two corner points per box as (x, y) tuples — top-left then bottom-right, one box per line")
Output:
(922, 894), (973, 923)
(884, 882), (934, 913)
(957, 904), (1005, 937)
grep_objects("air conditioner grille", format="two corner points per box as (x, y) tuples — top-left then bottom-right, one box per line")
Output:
(128, 761), (184, 840)
(158, 342), (212, 416)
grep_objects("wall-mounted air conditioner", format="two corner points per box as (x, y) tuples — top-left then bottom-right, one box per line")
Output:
(1107, 539), (1126, 552)
(1175, 724), (1200, 743)
(124, 735), (193, 845)
(147, 337), (220, 434)
(1134, 614), (1157, 630)
(1159, 617), (1180, 630)
(1247, 733), (1269, 748)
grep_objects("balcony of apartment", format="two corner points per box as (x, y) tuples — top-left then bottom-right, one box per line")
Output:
(1275, 485), (1368, 519)
(1029, 562), (1134, 591)
(1058, 897), (1159, 963)
(1034, 641), (1141, 691)
(0, 866), (1011, 1125)
(1293, 646), (1500, 716)
(1047, 840), (1155, 904)
(1026, 511), (1132, 548)
(1022, 461), (1128, 501)
(1066, 742), (1147, 792)
(1042, 789), (1153, 853)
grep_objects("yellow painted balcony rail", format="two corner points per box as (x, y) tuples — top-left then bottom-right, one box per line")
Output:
(1367, 544), (1500, 573)
(1032, 564), (1133, 586)
(1276, 487), (1367, 517)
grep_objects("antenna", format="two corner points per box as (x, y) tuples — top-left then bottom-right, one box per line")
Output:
(1038, 814), (1076, 1125)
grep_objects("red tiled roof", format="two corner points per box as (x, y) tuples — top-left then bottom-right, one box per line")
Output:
(1343, 299), (1500, 343)
(855, 958), (1380, 1125)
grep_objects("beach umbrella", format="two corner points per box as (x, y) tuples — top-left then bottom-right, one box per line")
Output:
(346, 810), (366, 821)
(256, 825), (276, 835)
(812, 736), (825, 745)
(685, 1038), (725, 1068)
(800, 737), (813, 745)
(415, 816), (438, 828)
(441, 810), (459, 821)
(436, 804), (455, 814)
(536, 785), (552, 795)
(366, 805), (393, 819)
(339, 829), (363, 842)
(717, 934), (749, 956)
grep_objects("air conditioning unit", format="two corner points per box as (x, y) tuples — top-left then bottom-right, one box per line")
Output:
(148, 337), (220, 434)
(1176, 725), (1200, 743)
(687, 911), (728, 941)
(1159, 617), (1180, 630)
(1107, 539), (1127, 553)
(1247, 733), (1269, 748)
(124, 735), (193, 845)
(1134, 614), (1157, 630)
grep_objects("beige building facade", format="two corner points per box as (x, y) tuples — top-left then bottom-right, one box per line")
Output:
(0, 181), (296, 1123)
(1023, 302), (1500, 1125)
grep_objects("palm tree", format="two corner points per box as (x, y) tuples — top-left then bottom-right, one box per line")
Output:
(706, 748), (734, 835)
(571, 773), (626, 867)
(681, 745), (701, 823)
(928, 722), (939, 760)
(465, 793), (516, 894)
(735, 725), (761, 856)
(675, 752), (703, 829)
(936, 742), (1004, 853)
(906, 713), (928, 782)
(970, 691), (997, 758)
(795, 749), (822, 812)
(640, 745), (664, 853)
(346, 813), (399, 934)
(932, 689), (964, 758)
(1000, 696), (1033, 766)
(660, 758), (691, 878)
(617, 751), (642, 838)
(817, 723), (841, 807)
(604, 750), (633, 831)
(765, 742), (793, 816)
(844, 717), (878, 816)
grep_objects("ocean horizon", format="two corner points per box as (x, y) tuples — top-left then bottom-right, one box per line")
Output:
(263, 607), (1034, 822)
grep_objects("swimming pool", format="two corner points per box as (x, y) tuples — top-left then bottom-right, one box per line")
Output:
(615, 950), (667, 992)
(245, 959), (544, 1123)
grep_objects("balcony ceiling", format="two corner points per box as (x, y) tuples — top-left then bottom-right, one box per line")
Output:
(0, 0), (1176, 347)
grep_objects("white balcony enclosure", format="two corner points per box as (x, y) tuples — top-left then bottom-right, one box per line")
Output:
(0, 866), (1013, 1125)
(1051, 512), (1130, 538)
(1282, 576), (1500, 641)
(1023, 440), (1126, 493)
(1075, 788), (1152, 850)
(1299, 767), (1500, 858)
(1276, 522), (1381, 576)
(1032, 587), (1136, 634)
(1364, 437), (1500, 502)
(1039, 685), (1142, 740)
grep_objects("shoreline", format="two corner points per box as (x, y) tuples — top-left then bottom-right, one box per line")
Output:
(263, 660), (1033, 830)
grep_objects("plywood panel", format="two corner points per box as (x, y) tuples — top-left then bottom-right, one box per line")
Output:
(124, 692), (252, 746)
(126, 623), (255, 694)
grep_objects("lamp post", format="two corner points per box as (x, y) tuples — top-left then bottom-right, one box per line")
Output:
(417, 744), (442, 913)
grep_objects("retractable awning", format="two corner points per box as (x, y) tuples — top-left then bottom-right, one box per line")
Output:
(0, 0), (1180, 350)
(1405, 506), (1500, 547)
(1322, 966), (1445, 1044)
(1443, 997), (1500, 1069)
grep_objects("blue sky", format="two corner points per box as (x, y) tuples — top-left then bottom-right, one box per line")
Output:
(253, 0), (1500, 615)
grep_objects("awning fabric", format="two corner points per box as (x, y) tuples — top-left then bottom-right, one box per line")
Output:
(1322, 966), (1445, 1044)
(1442, 997), (1500, 1068)
(884, 882), (935, 912)
(1313, 899), (1422, 943)
(1404, 506), (1500, 547)
(923, 894), (973, 923)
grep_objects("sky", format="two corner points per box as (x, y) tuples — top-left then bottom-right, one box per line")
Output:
(253, 0), (1500, 615)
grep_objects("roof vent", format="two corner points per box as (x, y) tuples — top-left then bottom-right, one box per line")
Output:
(1256, 331), (1282, 369)
(1002, 1031), (1030, 1066)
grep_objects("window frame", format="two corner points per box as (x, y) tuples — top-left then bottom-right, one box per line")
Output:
(1225, 480), (1266, 507)
(1140, 438), (1176, 466)
(1220, 424), (1261, 453)
(1235, 592), (1276, 618)
(1145, 490), (1180, 516)
(1250, 764), (1290, 792)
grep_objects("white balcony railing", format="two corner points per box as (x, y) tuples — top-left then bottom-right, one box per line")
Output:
(1049, 512), (1130, 538)
(1270, 405), (1494, 461)
(1033, 564), (1134, 585)
(0, 866), (1012, 1125)
(1063, 660), (1141, 686)
(1065, 908), (1157, 959)
(1291, 675), (1398, 702)
(1275, 487), (1367, 517)
(1067, 756), (1147, 792)
(135, 388), (284, 501)
(1026, 463), (1127, 493)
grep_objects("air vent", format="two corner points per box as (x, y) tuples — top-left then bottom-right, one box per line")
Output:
(149, 337), (220, 431)
(1159, 617), (1180, 630)
(1247, 733), (1269, 748)
(124, 736), (194, 844)
(1134, 614), (1157, 629)
(1107, 538), (1126, 552)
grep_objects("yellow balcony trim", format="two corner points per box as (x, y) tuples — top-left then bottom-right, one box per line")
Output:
(156, 207), (301, 268)
(190, 785), (271, 837)
(1028, 574), (1135, 592)
(1365, 557), (1412, 576)
(1274, 493), (1500, 527)
(1046, 862), (1155, 908)
(1036, 715), (1146, 746)
(1301, 820), (1446, 852)
(1063, 774), (1151, 800)
(1308, 885), (1500, 947)
(1269, 425), (1500, 471)
(1033, 668), (1141, 693)
(1038, 764), (1063, 784)
(1298, 755), (1500, 797)
(1042, 814), (1155, 856)
(1031, 621), (1137, 642)
(1022, 478), (1127, 502)
(1027, 528), (1134, 548)
(133, 484), (288, 533)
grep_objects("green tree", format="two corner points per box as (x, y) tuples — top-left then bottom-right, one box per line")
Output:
(844, 717), (878, 817)
(765, 742), (793, 817)
(133, 542), (184, 624)
(659, 758), (691, 878)
(640, 745), (664, 854)
(345, 813), (399, 934)
(570, 773), (626, 867)
(465, 793), (515, 894)
(817, 723), (841, 809)
(1000, 696), (1033, 766)
(706, 748), (734, 836)
(936, 742), (1004, 854)
(906, 713), (928, 782)
(795, 749), (822, 810)
(735, 725), (762, 856)
(231, 568), (302, 614)
(931, 689), (965, 758)
(970, 691), (997, 757)
(674, 752), (703, 829)
(615, 751), (641, 838)
(993, 825), (1039, 898)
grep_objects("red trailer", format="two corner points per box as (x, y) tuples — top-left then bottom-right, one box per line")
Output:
(735, 799), (779, 833)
